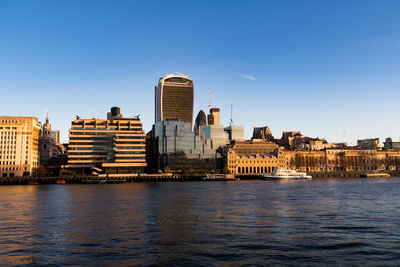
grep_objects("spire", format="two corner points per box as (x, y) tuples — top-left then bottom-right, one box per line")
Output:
(46, 110), (49, 124)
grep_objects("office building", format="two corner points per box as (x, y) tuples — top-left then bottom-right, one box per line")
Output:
(155, 73), (194, 127)
(0, 116), (41, 177)
(153, 120), (219, 172)
(66, 107), (146, 175)
(225, 148), (282, 175)
(200, 107), (245, 150)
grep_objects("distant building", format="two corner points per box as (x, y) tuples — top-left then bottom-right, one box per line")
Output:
(0, 116), (41, 177)
(207, 108), (220, 126)
(277, 131), (327, 150)
(39, 114), (60, 166)
(281, 149), (400, 172)
(202, 124), (229, 149)
(252, 126), (274, 142)
(201, 122), (244, 150)
(356, 138), (381, 150)
(230, 139), (278, 155)
(194, 110), (207, 136)
(66, 107), (146, 175)
(297, 139), (332, 150)
(384, 137), (400, 150)
(224, 125), (244, 142)
(155, 74), (194, 127)
(51, 130), (60, 143)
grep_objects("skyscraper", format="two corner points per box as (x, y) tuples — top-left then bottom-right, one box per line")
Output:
(155, 73), (194, 127)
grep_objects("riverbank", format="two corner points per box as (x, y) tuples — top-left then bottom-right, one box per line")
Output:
(1, 171), (400, 185)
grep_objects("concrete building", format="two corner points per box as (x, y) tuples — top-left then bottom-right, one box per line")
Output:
(66, 107), (146, 175)
(0, 116), (41, 177)
(155, 73), (194, 127)
(357, 138), (381, 150)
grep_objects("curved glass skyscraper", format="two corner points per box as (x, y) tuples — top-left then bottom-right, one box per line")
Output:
(155, 74), (194, 127)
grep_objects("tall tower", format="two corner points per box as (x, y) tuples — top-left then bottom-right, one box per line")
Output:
(40, 112), (57, 165)
(155, 73), (194, 127)
(43, 112), (51, 137)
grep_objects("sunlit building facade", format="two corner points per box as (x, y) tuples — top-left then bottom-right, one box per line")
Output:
(155, 74), (194, 127)
(225, 148), (284, 175)
(66, 107), (146, 175)
(0, 116), (41, 177)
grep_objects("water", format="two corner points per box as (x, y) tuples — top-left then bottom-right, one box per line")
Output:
(0, 178), (400, 266)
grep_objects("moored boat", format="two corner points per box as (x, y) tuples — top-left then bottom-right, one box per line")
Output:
(202, 174), (239, 181)
(261, 168), (312, 179)
(363, 173), (390, 178)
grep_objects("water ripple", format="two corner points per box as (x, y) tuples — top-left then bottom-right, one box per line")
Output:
(0, 178), (399, 265)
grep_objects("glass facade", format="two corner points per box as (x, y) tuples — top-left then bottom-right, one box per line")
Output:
(155, 74), (194, 127)
(154, 120), (219, 171)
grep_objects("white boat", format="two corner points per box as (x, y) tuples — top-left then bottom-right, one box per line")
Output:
(202, 174), (239, 181)
(261, 168), (312, 179)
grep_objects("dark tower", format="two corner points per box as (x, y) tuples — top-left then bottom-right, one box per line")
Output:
(194, 110), (207, 136)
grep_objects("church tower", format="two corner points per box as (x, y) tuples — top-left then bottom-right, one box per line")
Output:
(39, 112), (58, 165)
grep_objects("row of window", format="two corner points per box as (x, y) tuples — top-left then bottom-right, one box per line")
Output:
(1, 166), (28, 171)
(234, 166), (275, 174)
(1, 155), (16, 159)
(0, 154), (27, 159)
(230, 159), (277, 164)
(0, 123), (18, 127)
(0, 131), (17, 135)
(1, 146), (29, 150)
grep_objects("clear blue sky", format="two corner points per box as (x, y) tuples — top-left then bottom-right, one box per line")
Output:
(1, 0), (399, 144)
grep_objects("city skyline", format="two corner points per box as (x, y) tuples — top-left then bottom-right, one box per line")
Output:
(1, 1), (400, 144)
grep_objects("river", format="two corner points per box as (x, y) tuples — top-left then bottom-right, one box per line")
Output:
(0, 178), (399, 266)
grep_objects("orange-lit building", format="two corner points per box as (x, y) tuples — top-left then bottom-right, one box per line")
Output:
(66, 107), (146, 175)
(0, 116), (41, 177)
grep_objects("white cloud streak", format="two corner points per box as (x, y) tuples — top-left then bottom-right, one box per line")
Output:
(240, 73), (257, 81)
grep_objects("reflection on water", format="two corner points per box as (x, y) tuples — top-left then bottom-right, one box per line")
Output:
(0, 178), (400, 265)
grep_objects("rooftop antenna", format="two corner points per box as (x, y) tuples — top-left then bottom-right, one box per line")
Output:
(208, 88), (212, 110)
(230, 104), (234, 126)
